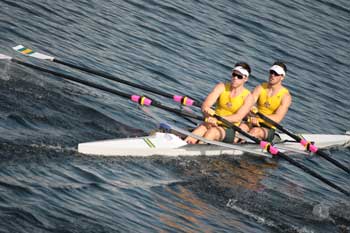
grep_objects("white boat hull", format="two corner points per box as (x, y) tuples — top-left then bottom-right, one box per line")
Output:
(77, 132), (350, 157)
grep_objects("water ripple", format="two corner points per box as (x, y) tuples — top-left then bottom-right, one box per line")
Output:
(1, 0), (350, 232)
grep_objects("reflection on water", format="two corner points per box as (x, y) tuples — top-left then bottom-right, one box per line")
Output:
(1, 0), (349, 231)
(216, 159), (278, 191)
(153, 157), (279, 232)
(181, 157), (278, 192)
(156, 185), (215, 233)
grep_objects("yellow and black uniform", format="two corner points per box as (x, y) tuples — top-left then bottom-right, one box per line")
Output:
(257, 82), (289, 141)
(215, 83), (250, 142)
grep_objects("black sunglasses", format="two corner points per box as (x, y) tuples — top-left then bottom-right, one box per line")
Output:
(232, 72), (244, 80)
(269, 70), (281, 76)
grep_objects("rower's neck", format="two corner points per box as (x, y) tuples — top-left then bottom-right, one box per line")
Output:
(268, 82), (283, 91)
(230, 85), (245, 96)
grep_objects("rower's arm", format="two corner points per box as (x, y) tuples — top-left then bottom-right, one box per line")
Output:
(266, 92), (292, 123)
(201, 83), (225, 116)
(251, 85), (262, 103)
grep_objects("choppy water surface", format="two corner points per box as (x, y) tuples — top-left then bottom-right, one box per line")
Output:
(0, 0), (349, 232)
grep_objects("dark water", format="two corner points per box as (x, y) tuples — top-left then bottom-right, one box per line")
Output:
(1, 0), (350, 232)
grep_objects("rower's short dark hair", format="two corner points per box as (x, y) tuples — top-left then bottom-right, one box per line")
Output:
(273, 61), (287, 73)
(234, 62), (251, 74)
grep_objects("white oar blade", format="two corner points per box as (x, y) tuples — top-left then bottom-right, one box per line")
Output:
(0, 54), (12, 60)
(13, 45), (54, 61)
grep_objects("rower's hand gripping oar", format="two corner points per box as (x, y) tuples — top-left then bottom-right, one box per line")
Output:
(205, 109), (350, 196)
(12, 45), (201, 108)
(250, 107), (350, 174)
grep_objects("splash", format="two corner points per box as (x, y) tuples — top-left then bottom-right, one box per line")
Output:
(226, 198), (275, 226)
(0, 60), (11, 81)
(312, 203), (330, 220)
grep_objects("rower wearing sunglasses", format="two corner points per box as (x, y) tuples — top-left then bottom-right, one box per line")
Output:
(185, 62), (254, 144)
(243, 61), (292, 142)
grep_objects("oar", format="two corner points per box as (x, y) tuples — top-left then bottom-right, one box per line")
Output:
(1, 54), (201, 121)
(205, 109), (350, 196)
(12, 45), (201, 107)
(250, 109), (350, 174)
(2, 53), (349, 196)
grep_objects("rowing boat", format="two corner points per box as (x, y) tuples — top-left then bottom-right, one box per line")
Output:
(77, 130), (350, 157)
(78, 108), (350, 157)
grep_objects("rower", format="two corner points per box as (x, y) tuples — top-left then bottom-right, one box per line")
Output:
(244, 61), (292, 142)
(185, 62), (254, 144)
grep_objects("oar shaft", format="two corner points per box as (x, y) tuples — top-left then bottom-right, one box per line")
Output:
(278, 152), (350, 196)
(256, 112), (350, 173)
(13, 45), (201, 107)
(12, 59), (131, 99)
(52, 58), (201, 108)
(316, 150), (350, 173)
(54, 59), (177, 99)
(256, 112), (300, 141)
(12, 58), (202, 122)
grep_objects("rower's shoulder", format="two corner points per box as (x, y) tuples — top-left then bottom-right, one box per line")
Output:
(243, 87), (251, 95)
(281, 85), (291, 95)
(281, 88), (292, 103)
(252, 83), (265, 92)
(208, 82), (226, 97)
(213, 82), (227, 91)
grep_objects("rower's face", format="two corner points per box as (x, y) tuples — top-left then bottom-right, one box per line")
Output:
(268, 70), (284, 84)
(231, 72), (247, 87)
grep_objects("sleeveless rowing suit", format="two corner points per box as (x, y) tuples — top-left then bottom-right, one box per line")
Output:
(257, 82), (289, 128)
(214, 83), (250, 142)
(215, 83), (250, 121)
